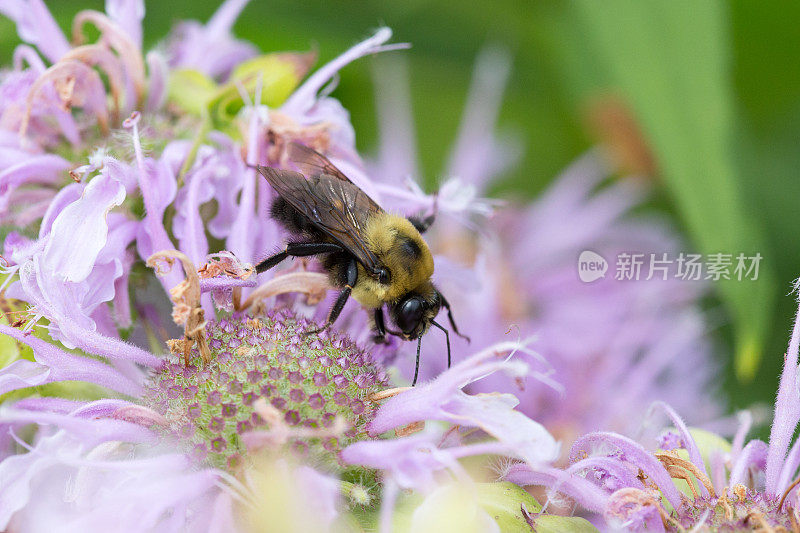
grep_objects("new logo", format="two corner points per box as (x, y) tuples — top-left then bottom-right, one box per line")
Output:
(578, 250), (607, 283)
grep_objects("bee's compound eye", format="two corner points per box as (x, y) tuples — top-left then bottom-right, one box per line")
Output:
(397, 297), (424, 334)
(377, 268), (390, 284)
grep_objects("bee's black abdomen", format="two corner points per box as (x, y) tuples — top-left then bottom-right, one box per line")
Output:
(270, 196), (304, 232)
(322, 251), (355, 287)
(271, 196), (325, 240)
(270, 195), (357, 287)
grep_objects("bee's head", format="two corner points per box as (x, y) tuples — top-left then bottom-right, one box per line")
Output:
(390, 287), (441, 340)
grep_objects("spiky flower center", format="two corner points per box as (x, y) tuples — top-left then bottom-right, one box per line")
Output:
(673, 490), (795, 531)
(142, 309), (389, 470)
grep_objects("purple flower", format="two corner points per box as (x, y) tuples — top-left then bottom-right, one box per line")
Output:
(0, 0), (70, 64)
(362, 47), (721, 443)
(500, 294), (800, 530)
(766, 283), (800, 495)
(365, 340), (559, 466)
(0, 1), (731, 531)
(0, 399), (230, 532)
(106, 0), (145, 49)
(341, 341), (560, 530)
(0, 2), (412, 529)
(0, 324), (141, 396)
(165, 0), (257, 80)
(0, 152), (70, 220)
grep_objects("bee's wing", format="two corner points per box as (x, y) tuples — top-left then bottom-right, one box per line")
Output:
(257, 167), (384, 272)
(287, 142), (352, 182)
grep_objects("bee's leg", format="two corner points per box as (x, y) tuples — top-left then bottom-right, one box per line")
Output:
(439, 292), (470, 342)
(372, 307), (389, 344)
(255, 242), (344, 273)
(408, 191), (439, 234)
(431, 320), (451, 370)
(407, 213), (436, 234)
(307, 258), (357, 335)
(255, 250), (288, 273)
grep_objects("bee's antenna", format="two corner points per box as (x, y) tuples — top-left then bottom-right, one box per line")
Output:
(431, 319), (451, 370)
(412, 336), (422, 386)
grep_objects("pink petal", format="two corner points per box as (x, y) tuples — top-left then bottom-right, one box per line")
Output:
(0, 0), (70, 63)
(570, 432), (682, 509)
(165, 0), (256, 79)
(0, 360), (50, 393)
(145, 50), (168, 111)
(206, 0), (250, 38)
(368, 342), (559, 465)
(104, 0), (144, 49)
(729, 439), (768, 489)
(12, 44), (46, 72)
(646, 401), (708, 492)
(173, 164), (215, 264)
(43, 173), (126, 282)
(0, 324), (142, 395)
(283, 27), (395, 115)
(371, 55), (420, 183)
(766, 296), (800, 495)
(0, 154), (70, 213)
(445, 45), (514, 192)
(38, 183), (83, 238)
(505, 463), (609, 514)
(0, 407), (155, 449)
(341, 434), (445, 491)
(23, 59), (111, 137)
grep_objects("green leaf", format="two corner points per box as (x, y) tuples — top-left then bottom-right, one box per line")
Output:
(0, 324), (23, 369)
(0, 300), (35, 371)
(166, 69), (218, 116)
(565, 0), (776, 379)
(532, 515), (600, 533)
(391, 485), (486, 533)
(475, 482), (542, 532)
(689, 427), (731, 465)
(392, 482), (548, 533)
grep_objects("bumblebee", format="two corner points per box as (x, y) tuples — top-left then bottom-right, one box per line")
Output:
(254, 142), (467, 385)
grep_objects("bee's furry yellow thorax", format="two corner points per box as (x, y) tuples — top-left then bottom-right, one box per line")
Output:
(351, 212), (434, 308)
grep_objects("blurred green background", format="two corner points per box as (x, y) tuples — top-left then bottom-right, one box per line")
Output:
(2, 0), (800, 416)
